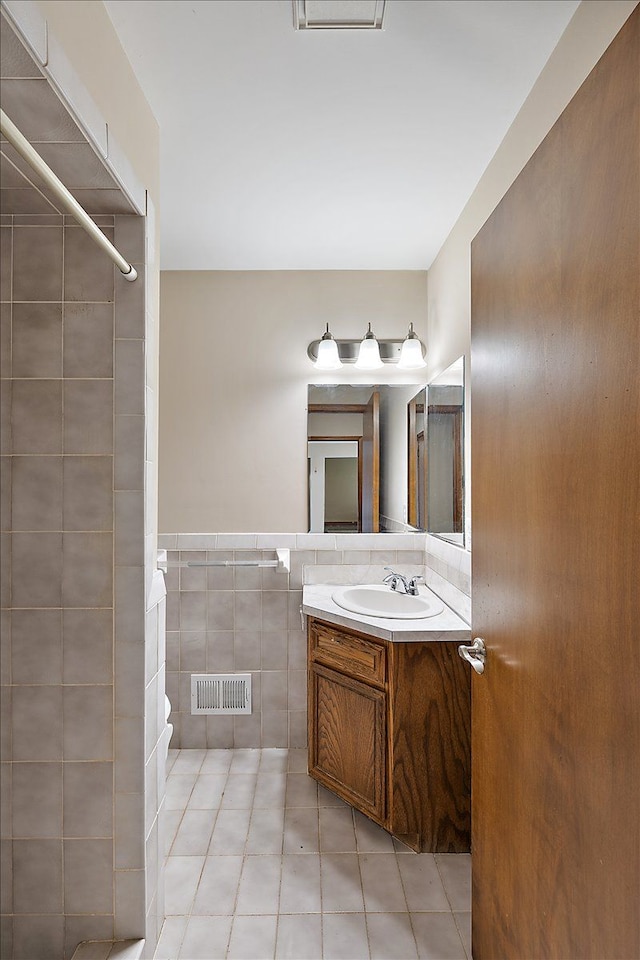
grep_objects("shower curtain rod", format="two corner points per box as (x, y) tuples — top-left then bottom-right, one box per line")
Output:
(0, 108), (137, 281)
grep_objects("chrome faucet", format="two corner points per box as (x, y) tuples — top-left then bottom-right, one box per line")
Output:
(382, 568), (425, 596)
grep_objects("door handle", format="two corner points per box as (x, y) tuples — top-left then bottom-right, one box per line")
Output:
(458, 637), (486, 675)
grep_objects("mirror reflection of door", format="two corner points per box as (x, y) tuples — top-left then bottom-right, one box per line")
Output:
(427, 404), (463, 533)
(361, 390), (380, 533)
(424, 357), (465, 544)
(308, 440), (361, 532)
(325, 456), (359, 531)
(407, 390), (426, 529)
(416, 429), (425, 529)
(307, 388), (380, 533)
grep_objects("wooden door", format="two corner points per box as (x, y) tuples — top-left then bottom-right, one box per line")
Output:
(361, 390), (380, 532)
(470, 10), (639, 959)
(309, 661), (387, 823)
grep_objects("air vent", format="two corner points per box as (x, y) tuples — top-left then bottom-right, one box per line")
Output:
(293, 0), (386, 30)
(190, 674), (252, 715)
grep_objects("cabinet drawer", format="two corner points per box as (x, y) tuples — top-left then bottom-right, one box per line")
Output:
(310, 620), (386, 685)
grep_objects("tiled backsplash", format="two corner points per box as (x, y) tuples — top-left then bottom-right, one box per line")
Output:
(158, 533), (470, 750)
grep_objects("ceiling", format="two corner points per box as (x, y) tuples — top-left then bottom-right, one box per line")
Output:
(104, 0), (580, 270)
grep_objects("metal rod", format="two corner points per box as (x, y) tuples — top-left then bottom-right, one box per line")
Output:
(0, 108), (138, 281)
(165, 560), (280, 568)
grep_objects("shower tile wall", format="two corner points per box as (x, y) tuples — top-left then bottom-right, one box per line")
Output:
(159, 543), (426, 749)
(0, 211), (149, 960)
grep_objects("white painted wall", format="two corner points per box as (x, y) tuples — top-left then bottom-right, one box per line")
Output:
(34, 0), (160, 201)
(159, 271), (428, 532)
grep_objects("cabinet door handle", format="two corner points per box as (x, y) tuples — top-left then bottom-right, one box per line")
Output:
(458, 637), (486, 675)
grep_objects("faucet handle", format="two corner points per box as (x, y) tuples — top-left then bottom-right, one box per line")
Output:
(407, 574), (425, 595)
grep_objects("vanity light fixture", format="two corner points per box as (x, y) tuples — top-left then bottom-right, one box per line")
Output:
(307, 323), (426, 369)
(313, 322), (342, 370)
(355, 322), (384, 370)
(398, 322), (427, 369)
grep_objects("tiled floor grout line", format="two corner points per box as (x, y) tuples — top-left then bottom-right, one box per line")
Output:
(267, 749), (290, 960)
(353, 812), (372, 959)
(452, 911), (471, 960)
(433, 854), (471, 960)
(182, 749), (209, 960)
(209, 755), (239, 960)
(233, 762), (261, 959)
(394, 838), (426, 960)
(317, 804), (325, 959)
(170, 748), (232, 958)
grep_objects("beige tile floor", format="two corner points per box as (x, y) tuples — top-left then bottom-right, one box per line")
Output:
(155, 749), (471, 960)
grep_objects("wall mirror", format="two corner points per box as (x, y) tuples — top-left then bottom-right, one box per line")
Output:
(409, 356), (465, 545)
(308, 384), (421, 533)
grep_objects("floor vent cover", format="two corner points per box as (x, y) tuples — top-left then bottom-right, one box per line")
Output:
(191, 673), (252, 715)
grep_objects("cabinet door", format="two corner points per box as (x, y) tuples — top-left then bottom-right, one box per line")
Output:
(309, 661), (386, 824)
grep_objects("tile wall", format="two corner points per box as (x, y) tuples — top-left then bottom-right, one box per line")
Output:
(156, 533), (462, 750)
(142, 567), (167, 958)
(0, 210), (149, 959)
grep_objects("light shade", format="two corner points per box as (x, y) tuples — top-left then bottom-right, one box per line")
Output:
(355, 323), (383, 370)
(397, 323), (426, 369)
(313, 323), (342, 370)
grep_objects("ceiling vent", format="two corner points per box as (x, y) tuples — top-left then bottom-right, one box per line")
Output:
(293, 0), (386, 30)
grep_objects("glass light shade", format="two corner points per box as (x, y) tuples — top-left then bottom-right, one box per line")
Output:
(355, 331), (383, 370)
(314, 336), (342, 370)
(398, 335), (426, 369)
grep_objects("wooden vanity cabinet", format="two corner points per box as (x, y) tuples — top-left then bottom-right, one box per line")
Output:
(307, 616), (471, 853)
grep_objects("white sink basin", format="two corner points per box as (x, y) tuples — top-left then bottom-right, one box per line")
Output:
(331, 584), (444, 620)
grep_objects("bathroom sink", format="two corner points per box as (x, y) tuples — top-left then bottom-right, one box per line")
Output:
(331, 584), (444, 619)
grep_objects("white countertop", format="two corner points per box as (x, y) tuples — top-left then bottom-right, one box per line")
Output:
(302, 583), (471, 643)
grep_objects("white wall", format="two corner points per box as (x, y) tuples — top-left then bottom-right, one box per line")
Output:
(159, 271), (428, 532)
(33, 0), (159, 202)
